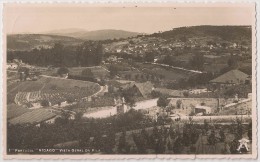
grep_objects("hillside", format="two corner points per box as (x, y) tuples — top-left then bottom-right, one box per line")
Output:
(103, 25), (252, 58)
(7, 26), (251, 52)
(46, 29), (143, 40)
(150, 25), (251, 42)
(7, 34), (83, 51)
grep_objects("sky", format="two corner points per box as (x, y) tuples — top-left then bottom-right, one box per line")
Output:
(4, 3), (254, 34)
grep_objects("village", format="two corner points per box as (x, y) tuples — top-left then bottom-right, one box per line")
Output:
(6, 25), (253, 155)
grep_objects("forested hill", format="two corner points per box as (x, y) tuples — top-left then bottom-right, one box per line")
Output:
(7, 26), (252, 51)
(149, 26), (251, 42)
(7, 34), (83, 51)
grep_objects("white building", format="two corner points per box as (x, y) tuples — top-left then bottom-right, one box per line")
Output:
(195, 105), (212, 114)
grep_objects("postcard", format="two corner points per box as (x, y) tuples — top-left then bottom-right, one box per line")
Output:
(2, 2), (257, 159)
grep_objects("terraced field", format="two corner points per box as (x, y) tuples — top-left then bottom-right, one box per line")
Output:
(8, 76), (101, 105)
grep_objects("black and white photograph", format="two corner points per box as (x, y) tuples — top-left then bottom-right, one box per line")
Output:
(2, 3), (257, 159)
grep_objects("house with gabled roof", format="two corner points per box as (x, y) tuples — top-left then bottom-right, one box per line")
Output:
(134, 82), (154, 98)
(209, 70), (249, 85)
(8, 109), (58, 127)
(122, 81), (154, 99)
(7, 104), (32, 120)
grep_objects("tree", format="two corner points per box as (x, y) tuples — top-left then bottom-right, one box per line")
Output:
(208, 130), (217, 145)
(221, 42), (228, 49)
(79, 128), (91, 148)
(176, 99), (182, 109)
(52, 43), (65, 66)
(236, 119), (243, 140)
(183, 91), (189, 97)
(229, 139), (239, 154)
(76, 45), (83, 66)
(144, 52), (155, 62)
(190, 53), (204, 71)
(118, 131), (130, 154)
(95, 43), (103, 65)
(122, 88), (136, 108)
(227, 56), (238, 69)
(173, 136), (183, 153)
(56, 110), (71, 125)
(162, 55), (173, 66)
(145, 75), (150, 81)
(180, 36), (187, 42)
(109, 65), (118, 78)
(57, 67), (69, 76)
(18, 67), (29, 81)
(140, 75), (144, 80)
(155, 137), (165, 154)
(135, 74), (139, 80)
(77, 41), (104, 67)
(132, 134), (147, 153)
(40, 100), (50, 107)
(74, 112), (83, 121)
(220, 129), (226, 142)
(129, 40), (134, 44)
(103, 131), (116, 154)
(157, 96), (169, 109)
(151, 90), (162, 98)
(204, 119), (209, 132)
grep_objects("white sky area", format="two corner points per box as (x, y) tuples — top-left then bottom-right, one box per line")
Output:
(4, 4), (254, 34)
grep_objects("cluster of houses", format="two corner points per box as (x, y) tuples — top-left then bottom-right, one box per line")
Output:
(104, 36), (251, 61)
(7, 65), (251, 126)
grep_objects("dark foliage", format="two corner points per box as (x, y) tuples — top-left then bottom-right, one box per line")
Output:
(8, 42), (103, 67)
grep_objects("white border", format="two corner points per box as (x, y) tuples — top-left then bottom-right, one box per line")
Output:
(0, 0), (259, 161)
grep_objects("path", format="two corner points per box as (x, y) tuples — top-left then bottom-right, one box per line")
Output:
(85, 85), (108, 98)
(145, 62), (203, 74)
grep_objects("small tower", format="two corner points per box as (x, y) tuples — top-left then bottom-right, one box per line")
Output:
(115, 97), (127, 115)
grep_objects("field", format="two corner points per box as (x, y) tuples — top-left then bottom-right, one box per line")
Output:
(69, 66), (110, 79)
(204, 63), (228, 73)
(7, 76), (101, 104)
(138, 63), (194, 81)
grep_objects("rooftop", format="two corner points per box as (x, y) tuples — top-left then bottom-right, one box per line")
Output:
(8, 109), (57, 125)
(210, 69), (249, 84)
(7, 104), (31, 120)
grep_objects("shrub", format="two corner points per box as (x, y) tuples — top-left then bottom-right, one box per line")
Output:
(183, 91), (189, 97)
(176, 99), (182, 109)
(57, 67), (69, 76)
(151, 90), (162, 98)
(157, 96), (169, 108)
(41, 100), (50, 107)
